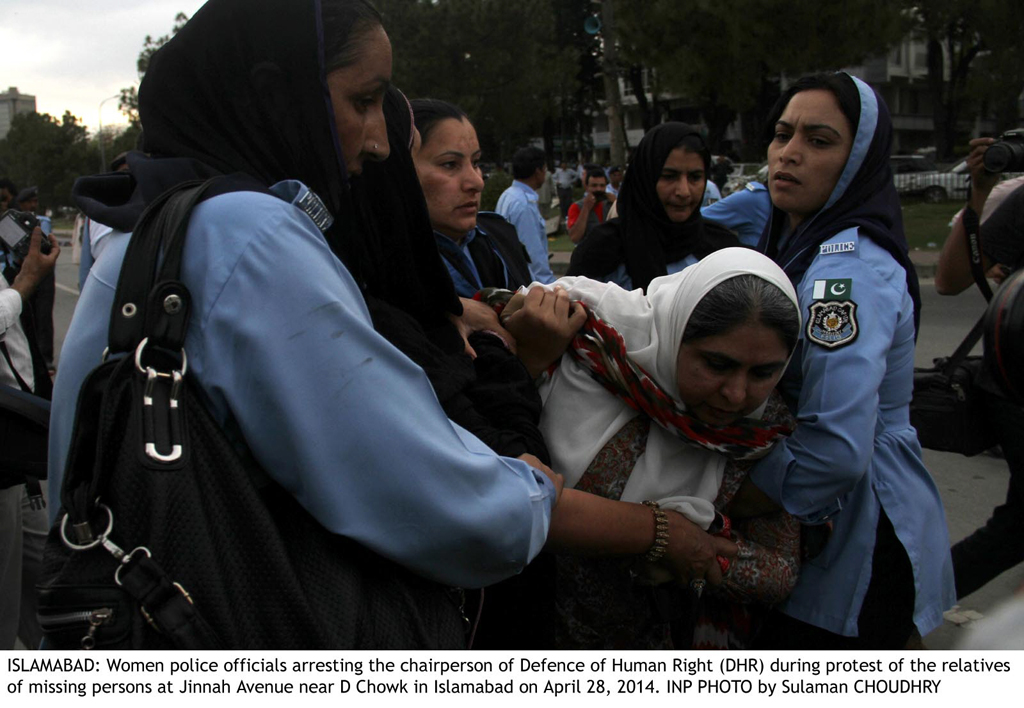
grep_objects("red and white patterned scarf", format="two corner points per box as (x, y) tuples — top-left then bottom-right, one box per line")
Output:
(568, 304), (793, 461)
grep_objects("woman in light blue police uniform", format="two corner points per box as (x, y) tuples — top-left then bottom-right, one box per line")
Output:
(50, 0), (560, 648)
(743, 72), (954, 648)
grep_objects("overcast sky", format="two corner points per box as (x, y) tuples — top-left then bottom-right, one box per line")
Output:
(2, 0), (207, 134)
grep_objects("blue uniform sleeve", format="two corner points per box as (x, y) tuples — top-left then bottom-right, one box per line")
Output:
(701, 189), (771, 248)
(186, 195), (556, 588)
(702, 191), (754, 234)
(749, 250), (901, 523)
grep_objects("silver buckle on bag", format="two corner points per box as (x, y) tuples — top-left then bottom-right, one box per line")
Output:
(135, 338), (187, 463)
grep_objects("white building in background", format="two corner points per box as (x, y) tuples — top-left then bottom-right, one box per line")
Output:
(0, 87), (37, 140)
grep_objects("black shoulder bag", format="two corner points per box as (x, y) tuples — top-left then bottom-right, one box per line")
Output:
(0, 382), (49, 508)
(910, 203), (997, 456)
(37, 179), (466, 649)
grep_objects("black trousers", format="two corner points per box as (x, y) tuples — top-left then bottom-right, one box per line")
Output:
(755, 510), (916, 649)
(557, 187), (573, 222)
(951, 390), (1024, 598)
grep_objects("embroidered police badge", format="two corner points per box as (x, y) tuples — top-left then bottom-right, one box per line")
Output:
(807, 300), (858, 349)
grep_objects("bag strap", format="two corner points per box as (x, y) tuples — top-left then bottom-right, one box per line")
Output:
(116, 552), (224, 649)
(0, 341), (33, 393)
(108, 179), (219, 355)
(962, 202), (994, 302)
(938, 195), (992, 378)
(941, 315), (986, 378)
(73, 179), (226, 648)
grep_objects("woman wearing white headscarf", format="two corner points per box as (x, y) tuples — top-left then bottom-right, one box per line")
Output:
(541, 248), (798, 525)
(503, 247), (802, 647)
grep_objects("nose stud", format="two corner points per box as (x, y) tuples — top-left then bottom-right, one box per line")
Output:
(374, 144), (379, 150)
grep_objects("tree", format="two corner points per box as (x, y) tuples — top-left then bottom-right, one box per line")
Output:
(911, 0), (1024, 156)
(906, 1), (984, 159)
(599, 0), (628, 165)
(0, 112), (96, 209)
(377, 0), (576, 162)
(119, 12), (190, 126)
(550, 0), (604, 162)
(616, 0), (909, 156)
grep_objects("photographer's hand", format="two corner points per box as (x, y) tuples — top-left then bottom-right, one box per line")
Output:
(936, 138), (998, 295)
(569, 192), (598, 244)
(11, 228), (59, 303)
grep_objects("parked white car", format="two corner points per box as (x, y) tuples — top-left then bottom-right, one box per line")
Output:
(890, 155), (967, 202)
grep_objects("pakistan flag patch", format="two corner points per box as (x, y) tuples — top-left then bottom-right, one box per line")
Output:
(812, 278), (852, 300)
(807, 300), (859, 349)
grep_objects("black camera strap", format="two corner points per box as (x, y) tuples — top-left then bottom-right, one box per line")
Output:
(941, 197), (994, 380)
(962, 200), (994, 302)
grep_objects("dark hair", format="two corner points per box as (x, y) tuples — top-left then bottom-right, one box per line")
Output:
(16, 186), (38, 206)
(321, 0), (384, 73)
(512, 146), (547, 180)
(410, 98), (470, 147)
(764, 72), (861, 147)
(0, 177), (17, 196)
(683, 275), (799, 352)
(673, 133), (712, 175)
(584, 168), (607, 186)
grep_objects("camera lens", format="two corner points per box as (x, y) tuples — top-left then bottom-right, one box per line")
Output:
(983, 139), (1024, 173)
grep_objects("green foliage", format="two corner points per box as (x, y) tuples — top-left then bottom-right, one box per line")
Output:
(0, 112), (96, 209)
(108, 124), (144, 159)
(945, 1), (1024, 135)
(480, 170), (513, 211)
(119, 12), (190, 125)
(615, 0), (910, 152)
(378, 0), (575, 161)
(898, 0), (1024, 158)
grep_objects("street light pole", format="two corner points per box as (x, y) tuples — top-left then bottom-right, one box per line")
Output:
(98, 93), (121, 172)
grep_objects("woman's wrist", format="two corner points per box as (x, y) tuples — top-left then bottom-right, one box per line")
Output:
(641, 500), (669, 562)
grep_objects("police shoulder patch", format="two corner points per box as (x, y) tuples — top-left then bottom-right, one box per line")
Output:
(819, 241), (856, 255)
(807, 300), (859, 349)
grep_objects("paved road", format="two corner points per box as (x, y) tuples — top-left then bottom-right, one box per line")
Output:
(49, 256), (1019, 649)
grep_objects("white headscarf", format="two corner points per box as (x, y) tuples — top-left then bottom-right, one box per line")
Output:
(538, 247), (800, 529)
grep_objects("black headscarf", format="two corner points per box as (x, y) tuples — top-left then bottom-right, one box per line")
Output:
(70, 0), (544, 461)
(357, 87), (549, 462)
(73, 0), (355, 258)
(567, 122), (739, 292)
(757, 73), (921, 333)
(353, 86), (461, 326)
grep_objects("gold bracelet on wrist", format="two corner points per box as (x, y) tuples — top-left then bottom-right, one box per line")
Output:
(641, 500), (669, 562)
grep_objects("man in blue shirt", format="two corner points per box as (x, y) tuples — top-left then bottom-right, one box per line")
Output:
(496, 147), (555, 284)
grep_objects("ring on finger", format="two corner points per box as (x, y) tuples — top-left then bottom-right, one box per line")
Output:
(716, 555), (731, 575)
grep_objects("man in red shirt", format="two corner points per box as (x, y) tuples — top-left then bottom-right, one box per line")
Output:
(568, 167), (609, 244)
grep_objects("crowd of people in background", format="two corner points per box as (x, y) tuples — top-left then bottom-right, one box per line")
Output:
(1, 0), (1021, 651)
